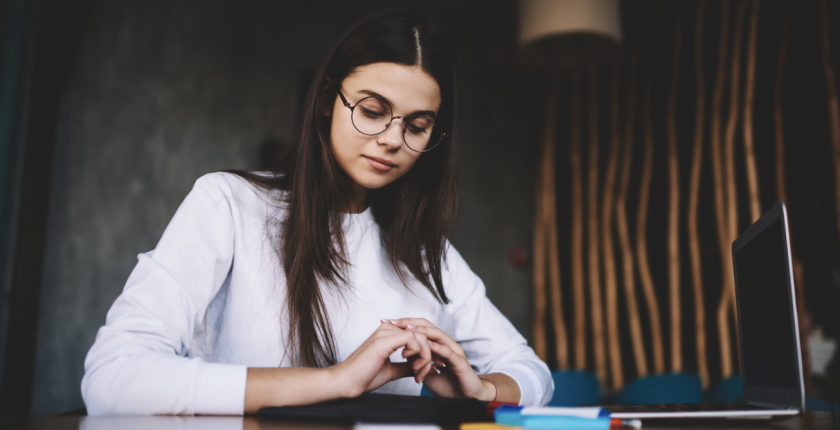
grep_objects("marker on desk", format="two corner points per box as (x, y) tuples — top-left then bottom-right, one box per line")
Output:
(494, 405), (641, 430)
(610, 419), (642, 429)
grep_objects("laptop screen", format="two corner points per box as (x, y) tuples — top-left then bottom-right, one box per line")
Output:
(733, 206), (803, 408)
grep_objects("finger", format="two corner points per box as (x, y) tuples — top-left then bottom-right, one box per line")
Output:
(406, 324), (465, 357)
(365, 361), (416, 393)
(401, 331), (431, 380)
(428, 340), (471, 371)
(381, 332), (429, 382)
(387, 318), (435, 329)
(408, 331), (432, 363)
(375, 321), (434, 378)
(400, 331), (424, 361)
(415, 361), (432, 383)
(409, 331), (433, 382)
(372, 330), (423, 362)
(422, 344), (446, 368)
(378, 320), (404, 331)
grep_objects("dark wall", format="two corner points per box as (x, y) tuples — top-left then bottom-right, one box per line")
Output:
(30, 0), (538, 415)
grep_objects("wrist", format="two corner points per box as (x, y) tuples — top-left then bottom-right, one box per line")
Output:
(477, 376), (498, 402)
(327, 363), (363, 399)
(245, 365), (355, 413)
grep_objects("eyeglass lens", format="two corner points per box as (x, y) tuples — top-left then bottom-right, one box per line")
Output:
(351, 97), (443, 152)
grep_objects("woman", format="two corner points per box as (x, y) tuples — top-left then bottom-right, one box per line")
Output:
(81, 9), (552, 415)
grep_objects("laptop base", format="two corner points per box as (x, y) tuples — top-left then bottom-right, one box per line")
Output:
(604, 402), (799, 419)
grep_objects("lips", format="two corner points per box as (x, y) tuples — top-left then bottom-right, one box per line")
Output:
(363, 155), (397, 172)
(364, 155), (397, 167)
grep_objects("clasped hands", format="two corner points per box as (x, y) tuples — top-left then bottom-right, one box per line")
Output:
(331, 318), (497, 402)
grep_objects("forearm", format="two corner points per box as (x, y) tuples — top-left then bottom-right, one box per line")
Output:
(478, 373), (520, 404)
(244, 367), (346, 414)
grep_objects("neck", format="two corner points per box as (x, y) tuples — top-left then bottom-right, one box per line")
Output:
(345, 181), (369, 214)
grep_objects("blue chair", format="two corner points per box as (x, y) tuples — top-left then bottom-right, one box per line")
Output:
(806, 397), (839, 411)
(706, 375), (743, 402)
(614, 373), (703, 405)
(549, 370), (601, 406)
(707, 375), (839, 411)
(424, 370), (602, 406)
(420, 385), (434, 397)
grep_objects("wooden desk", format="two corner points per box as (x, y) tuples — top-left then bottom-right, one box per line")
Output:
(1, 412), (836, 430)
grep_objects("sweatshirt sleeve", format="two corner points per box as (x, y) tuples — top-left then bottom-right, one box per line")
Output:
(439, 244), (554, 407)
(81, 174), (247, 415)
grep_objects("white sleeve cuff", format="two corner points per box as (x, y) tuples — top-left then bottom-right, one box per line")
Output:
(494, 363), (553, 406)
(193, 362), (248, 415)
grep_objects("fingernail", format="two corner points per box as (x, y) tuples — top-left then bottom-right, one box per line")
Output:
(433, 366), (441, 374)
(406, 324), (416, 329)
(389, 319), (400, 324)
(380, 320), (386, 324)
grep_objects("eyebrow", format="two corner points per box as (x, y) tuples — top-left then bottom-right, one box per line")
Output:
(358, 89), (437, 118)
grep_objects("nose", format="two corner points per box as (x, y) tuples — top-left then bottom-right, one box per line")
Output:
(377, 118), (404, 150)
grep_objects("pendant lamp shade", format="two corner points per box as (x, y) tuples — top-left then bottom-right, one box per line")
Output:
(518, 0), (622, 68)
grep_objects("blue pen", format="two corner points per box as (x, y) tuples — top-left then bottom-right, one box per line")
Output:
(494, 405), (640, 430)
(496, 411), (611, 430)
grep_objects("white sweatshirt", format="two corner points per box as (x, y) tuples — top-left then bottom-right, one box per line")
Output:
(81, 172), (553, 415)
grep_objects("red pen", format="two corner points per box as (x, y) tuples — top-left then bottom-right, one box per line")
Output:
(485, 401), (520, 419)
(610, 418), (642, 429)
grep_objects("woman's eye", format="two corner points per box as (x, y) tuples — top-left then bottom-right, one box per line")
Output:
(407, 117), (432, 135)
(407, 124), (427, 135)
(362, 108), (385, 118)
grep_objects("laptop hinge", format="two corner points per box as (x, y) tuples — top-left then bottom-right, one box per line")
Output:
(745, 400), (792, 409)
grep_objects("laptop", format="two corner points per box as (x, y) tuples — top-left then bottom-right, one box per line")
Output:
(605, 201), (805, 419)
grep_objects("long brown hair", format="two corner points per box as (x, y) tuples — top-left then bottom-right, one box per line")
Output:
(227, 9), (458, 367)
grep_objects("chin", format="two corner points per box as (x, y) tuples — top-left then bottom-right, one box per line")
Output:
(355, 173), (398, 190)
(358, 179), (391, 190)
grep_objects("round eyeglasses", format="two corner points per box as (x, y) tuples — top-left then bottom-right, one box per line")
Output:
(337, 89), (447, 153)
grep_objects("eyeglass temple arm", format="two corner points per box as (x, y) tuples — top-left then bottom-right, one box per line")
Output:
(337, 89), (352, 108)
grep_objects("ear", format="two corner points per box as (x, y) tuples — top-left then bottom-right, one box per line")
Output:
(320, 87), (335, 118)
(321, 76), (339, 117)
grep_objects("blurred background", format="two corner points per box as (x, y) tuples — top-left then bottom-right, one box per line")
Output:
(0, 0), (838, 417)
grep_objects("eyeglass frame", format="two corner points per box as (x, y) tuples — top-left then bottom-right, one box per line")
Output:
(336, 89), (448, 153)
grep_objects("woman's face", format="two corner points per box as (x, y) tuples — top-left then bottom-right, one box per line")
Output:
(329, 62), (442, 194)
